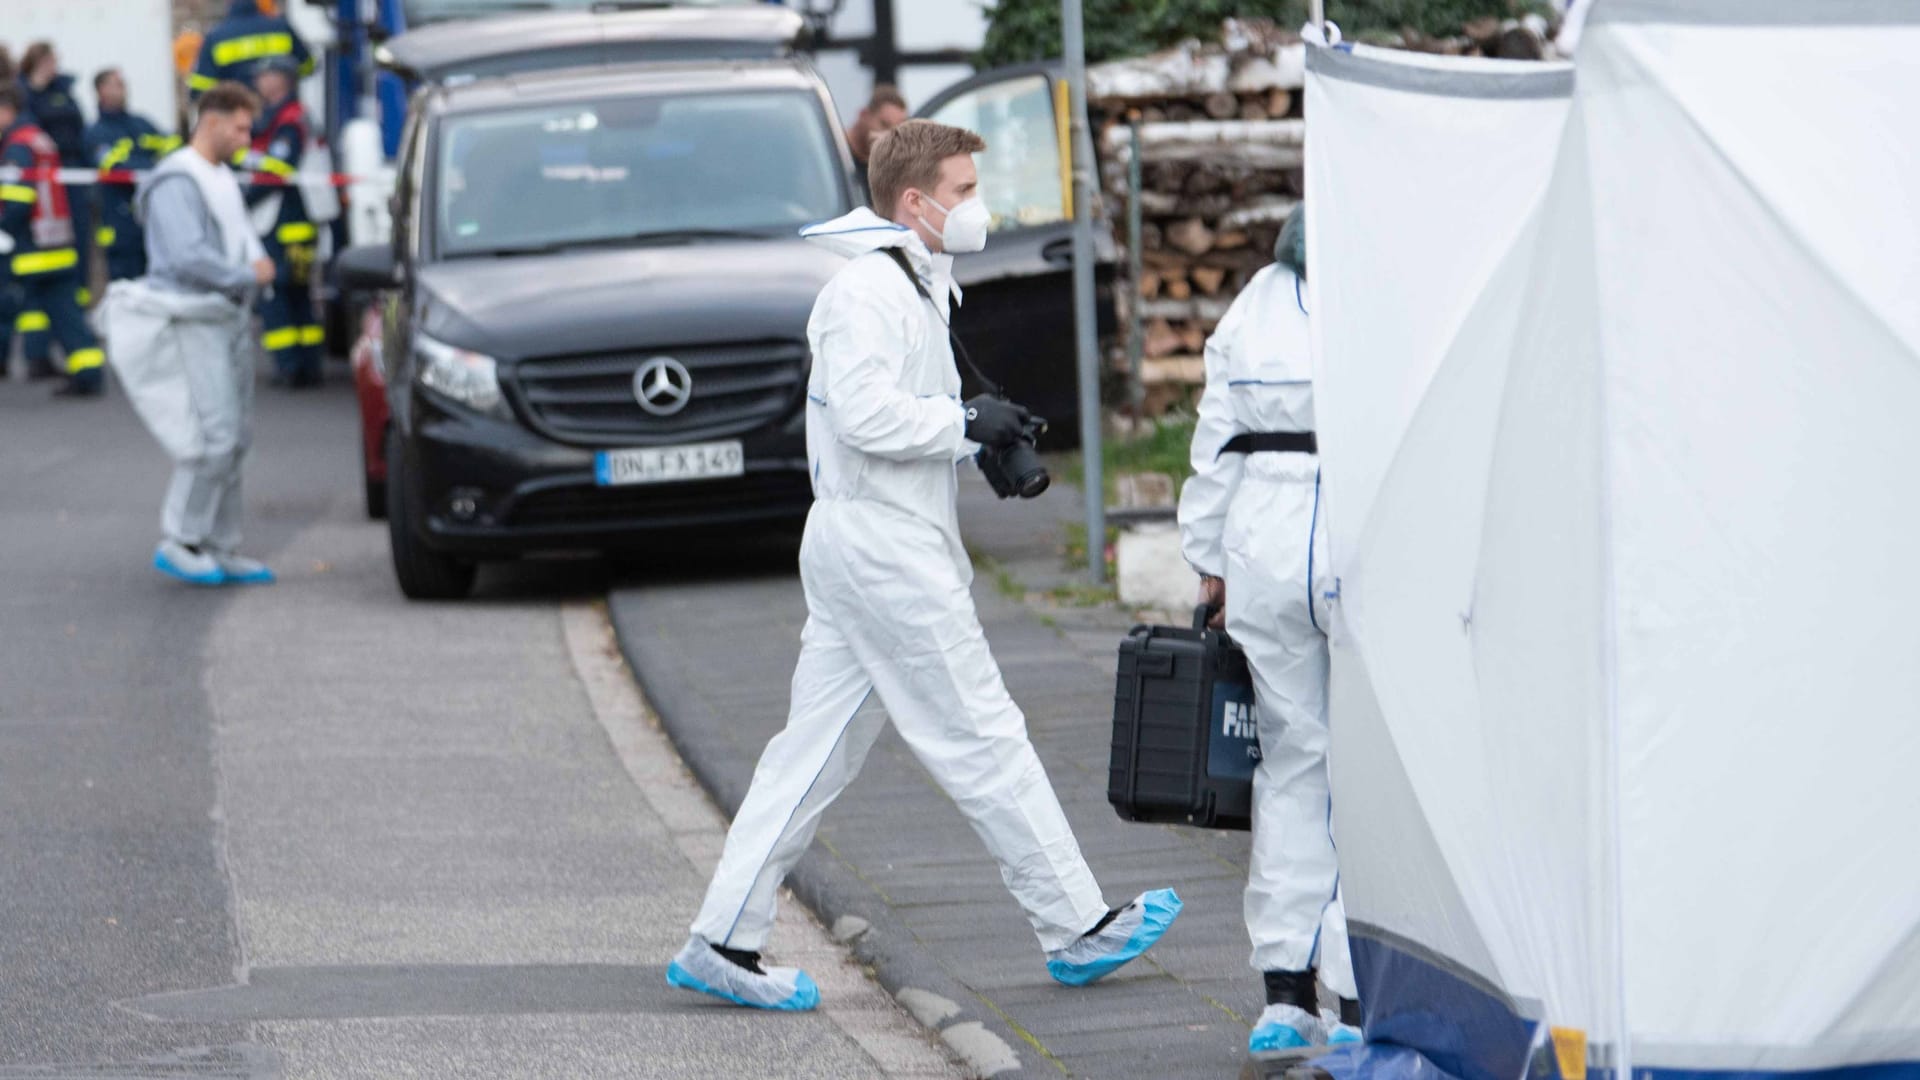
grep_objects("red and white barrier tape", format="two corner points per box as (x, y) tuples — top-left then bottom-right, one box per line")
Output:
(0, 166), (366, 188)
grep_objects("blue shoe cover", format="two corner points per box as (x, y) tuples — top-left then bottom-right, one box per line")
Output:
(1250, 1003), (1320, 1054)
(1323, 1008), (1363, 1046)
(1046, 888), (1183, 986)
(667, 936), (819, 1011)
(154, 543), (225, 586)
(215, 554), (276, 585)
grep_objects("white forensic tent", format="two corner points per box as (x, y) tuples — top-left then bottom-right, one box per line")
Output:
(1304, 4), (1920, 1080)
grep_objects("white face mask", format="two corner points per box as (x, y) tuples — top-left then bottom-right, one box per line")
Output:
(916, 193), (990, 254)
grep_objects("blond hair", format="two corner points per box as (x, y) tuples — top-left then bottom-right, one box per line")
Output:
(867, 118), (985, 217)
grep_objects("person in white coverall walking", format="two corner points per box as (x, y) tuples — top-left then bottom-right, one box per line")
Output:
(106, 82), (279, 587)
(670, 119), (1182, 1011)
(1178, 205), (1362, 1054)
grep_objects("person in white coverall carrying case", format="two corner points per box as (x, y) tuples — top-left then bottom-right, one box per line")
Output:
(670, 119), (1182, 1011)
(1178, 205), (1363, 1056)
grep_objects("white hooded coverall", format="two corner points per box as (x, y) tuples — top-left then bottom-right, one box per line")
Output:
(689, 208), (1110, 954)
(113, 147), (265, 555)
(1176, 265), (1355, 996)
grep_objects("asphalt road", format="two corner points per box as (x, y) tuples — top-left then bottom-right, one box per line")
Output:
(0, 372), (959, 1079)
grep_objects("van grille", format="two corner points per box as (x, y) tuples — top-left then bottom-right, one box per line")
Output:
(505, 472), (811, 529)
(510, 340), (806, 446)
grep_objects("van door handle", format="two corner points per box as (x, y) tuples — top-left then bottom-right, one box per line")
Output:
(1041, 238), (1074, 265)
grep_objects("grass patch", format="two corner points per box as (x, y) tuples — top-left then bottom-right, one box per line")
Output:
(991, 563), (1025, 601)
(970, 548), (1030, 602)
(1062, 416), (1198, 503)
(1048, 582), (1119, 607)
(1061, 521), (1121, 579)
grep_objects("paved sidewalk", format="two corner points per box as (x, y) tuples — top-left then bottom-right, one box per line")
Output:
(609, 475), (1261, 1078)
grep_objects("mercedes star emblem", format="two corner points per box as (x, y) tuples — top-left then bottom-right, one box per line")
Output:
(633, 356), (693, 416)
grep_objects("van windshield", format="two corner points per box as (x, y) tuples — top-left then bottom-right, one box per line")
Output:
(435, 89), (846, 259)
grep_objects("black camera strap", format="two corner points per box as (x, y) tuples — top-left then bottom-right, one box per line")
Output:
(880, 246), (1005, 398)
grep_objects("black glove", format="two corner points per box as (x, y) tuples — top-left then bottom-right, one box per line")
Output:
(964, 395), (1030, 448)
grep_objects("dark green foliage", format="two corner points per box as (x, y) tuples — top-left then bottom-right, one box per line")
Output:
(977, 0), (1539, 69)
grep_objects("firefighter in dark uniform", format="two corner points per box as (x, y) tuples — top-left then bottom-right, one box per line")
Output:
(244, 58), (322, 387)
(85, 68), (178, 282)
(0, 84), (104, 397)
(190, 0), (313, 100)
(15, 42), (96, 376)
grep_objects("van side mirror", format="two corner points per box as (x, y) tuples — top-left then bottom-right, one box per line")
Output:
(338, 244), (400, 292)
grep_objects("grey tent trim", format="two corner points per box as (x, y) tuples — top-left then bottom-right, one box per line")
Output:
(1305, 46), (1572, 101)
(1590, 0), (1920, 26)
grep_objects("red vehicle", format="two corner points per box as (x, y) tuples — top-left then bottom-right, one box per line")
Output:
(349, 303), (389, 517)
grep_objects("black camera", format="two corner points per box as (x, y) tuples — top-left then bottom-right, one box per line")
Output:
(977, 415), (1050, 499)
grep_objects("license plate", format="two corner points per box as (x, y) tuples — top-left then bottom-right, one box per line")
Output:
(594, 441), (745, 486)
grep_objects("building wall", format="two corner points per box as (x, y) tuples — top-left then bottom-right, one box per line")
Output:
(5, 0), (179, 131)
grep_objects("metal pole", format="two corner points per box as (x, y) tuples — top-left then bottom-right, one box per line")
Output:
(1309, 0), (1327, 38)
(1062, 0), (1106, 585)
(1125, 116), (1144, 414)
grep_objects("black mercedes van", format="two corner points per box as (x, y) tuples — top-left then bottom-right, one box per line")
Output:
(340, 60), (850, 598)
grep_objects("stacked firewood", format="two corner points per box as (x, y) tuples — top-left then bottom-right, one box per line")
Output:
(1089, 16), (1551, 415)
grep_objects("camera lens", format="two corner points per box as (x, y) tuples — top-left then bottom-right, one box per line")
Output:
(997, 442), (1051, 498)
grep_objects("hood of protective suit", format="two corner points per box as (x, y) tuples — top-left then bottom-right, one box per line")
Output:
(134, 147), (192, 219)
(1275, 203), (1306, 280)
(134, 148), (196, 220)
(801, 208), (959, 305)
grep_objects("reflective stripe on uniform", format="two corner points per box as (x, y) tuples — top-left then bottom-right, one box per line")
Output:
(100, 138), (134, 172)
(299, 325), (325, 346)
(97, 226), (117, 247)
(12, 248), (79, 275)
(255, 156), (297, 179)
(262, 326), (299, 351)
(276, 221), (317, 244)
(15, 311), (49, 332)
(66, 348), (105, 373)
(0, 184), (37, 203)
(188, 74), (218, 91)
(139, 134), (180, 153)
(76, 287), (92, 306)
(211, 32), (293, 67)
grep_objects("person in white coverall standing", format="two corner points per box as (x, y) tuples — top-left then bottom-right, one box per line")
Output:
(670, 119), (1182, 1011)
(1178, 205), (1362, 1054)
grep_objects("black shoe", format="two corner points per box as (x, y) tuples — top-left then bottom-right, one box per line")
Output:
(52, 381), (103, 398)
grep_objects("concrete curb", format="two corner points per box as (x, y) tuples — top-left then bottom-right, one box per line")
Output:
(609, 596), (1039, 1080)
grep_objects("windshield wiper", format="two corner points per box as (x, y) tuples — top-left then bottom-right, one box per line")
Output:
(590, 228), (770, 246)
(468, 224), (768, 253)
(466, 229), (767, 258)
(468, 241), (579, 259)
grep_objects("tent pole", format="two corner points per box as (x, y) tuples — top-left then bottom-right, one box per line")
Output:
(1310, 0), (1327, 39)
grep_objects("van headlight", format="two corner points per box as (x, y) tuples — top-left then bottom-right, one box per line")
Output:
(416, 332), (505, 416)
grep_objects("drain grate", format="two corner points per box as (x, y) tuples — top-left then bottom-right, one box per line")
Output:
(0, 1045), (280, 1080)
